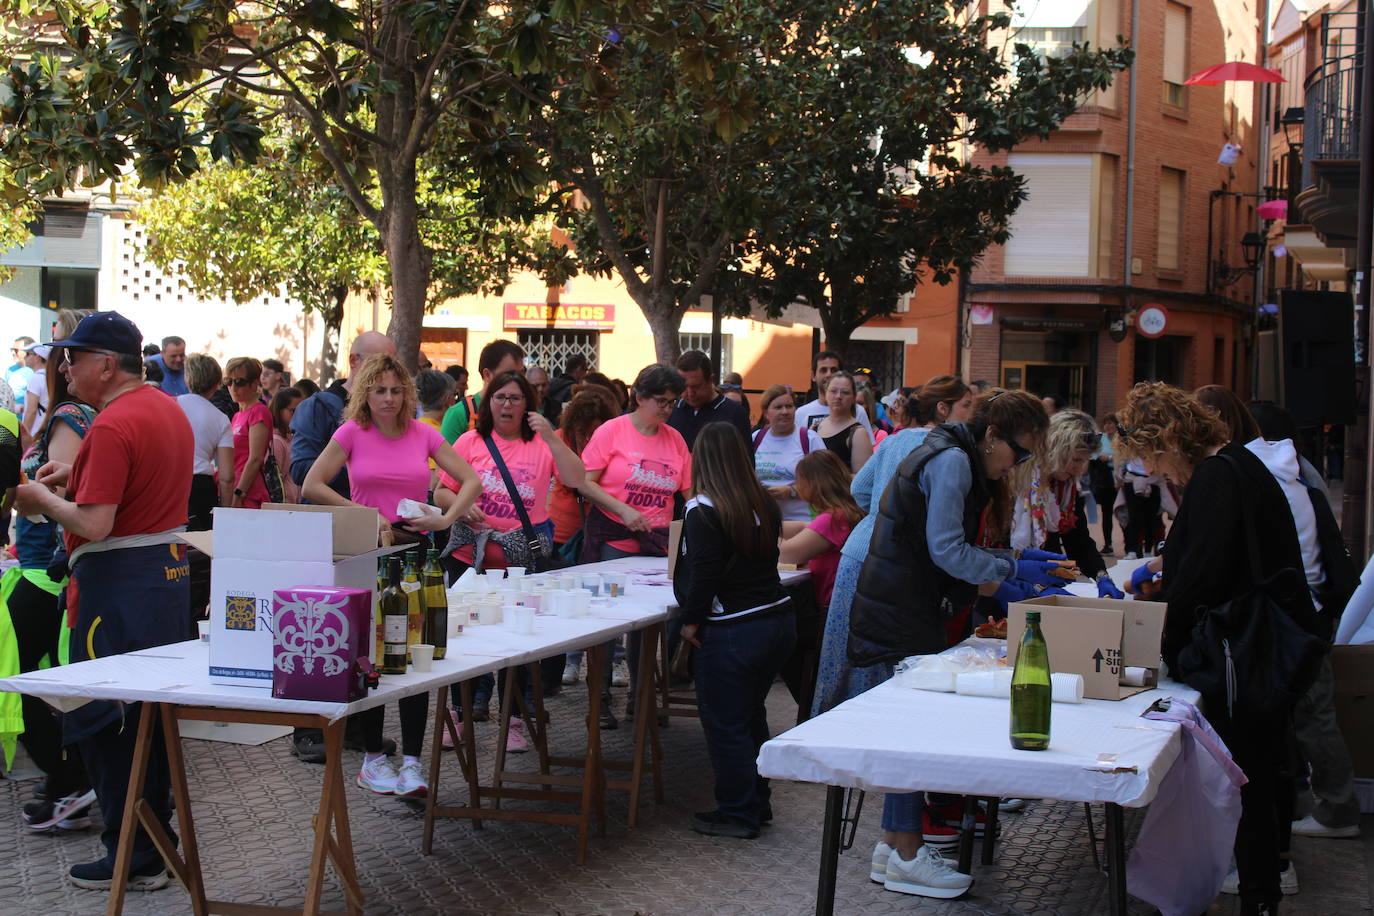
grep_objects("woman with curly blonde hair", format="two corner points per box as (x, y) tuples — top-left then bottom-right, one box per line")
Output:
(1116, 381), (1323, 914)
(303, 353), (482, 801)
(1011, 409), (1120, 595)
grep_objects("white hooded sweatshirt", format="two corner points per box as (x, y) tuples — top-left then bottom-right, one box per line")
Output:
(1243, 437), (1326, 606)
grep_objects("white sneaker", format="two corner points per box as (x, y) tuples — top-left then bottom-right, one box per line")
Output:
(356, 755), (400, 795)
(562, 661), (580, 685)
(1281, 862), (1299, 895)
(394, 758), (428, 798)
(997, 797), (1026, 812)
(506, 718), (530, 754)
(1291, 814), (1361, 838)
(1124, 551), (1139, 560)
(611, 659), (630, 687)
(883, 845), (973, 899)
(870, 841), (893, 883)
(1219, 862), (1298, 896)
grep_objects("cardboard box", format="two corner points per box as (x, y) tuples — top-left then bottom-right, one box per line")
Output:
(182, 506), (399, 688)
(1331, 645), (1374, 779)
(666, 519), (684, 578)
(1006, 596), (1167, 701)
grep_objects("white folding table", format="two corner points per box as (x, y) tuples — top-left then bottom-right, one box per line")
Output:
(0, 557), (810, 915)
(757, 678), (1201, 916)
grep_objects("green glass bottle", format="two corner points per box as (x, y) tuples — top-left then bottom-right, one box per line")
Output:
(373, 559), (387, 669)
(401, 549), (424, 663)
(380, 557), (408, 674)
(423, 547), (449, 658)
(1010, 611), (1052, 751)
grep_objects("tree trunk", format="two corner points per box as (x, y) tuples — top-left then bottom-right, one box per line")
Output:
(640, 287), (685, 364)
(381, 166), (430, 372)
(318, 286), (346, 386)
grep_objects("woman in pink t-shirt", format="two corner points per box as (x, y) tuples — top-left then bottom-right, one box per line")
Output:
(435, 369), (585, 571)
(779, 450), (863, 609)
(227, 357), (273, 509)
(434, 370), (586, 750)
(302, 354), (482, 802)
(579, 364), (692, 561)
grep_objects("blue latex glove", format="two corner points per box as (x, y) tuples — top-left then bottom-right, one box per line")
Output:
(1096, 575), (1125, 599)
(993, 580), (1036, 607)
(1039, 586), (1071, 597)
(1020, 548), (1068, 563)
(1129, 563), (1158, 594)
(1014, 559), (1068, 588)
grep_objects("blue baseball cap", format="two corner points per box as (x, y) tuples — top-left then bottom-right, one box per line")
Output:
(49, 311), (143, 357)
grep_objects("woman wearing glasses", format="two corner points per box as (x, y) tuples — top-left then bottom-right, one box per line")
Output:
(845, 389), (1061, 901)
(434, 370), (585, 751)
(225, 357), (272, 509)
(577, 364), (692, 724)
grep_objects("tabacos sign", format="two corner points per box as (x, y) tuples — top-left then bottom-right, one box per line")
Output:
(504, 302), (616, 329)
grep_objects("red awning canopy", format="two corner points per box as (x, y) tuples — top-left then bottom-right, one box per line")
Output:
(1184, 62), (1285, 85)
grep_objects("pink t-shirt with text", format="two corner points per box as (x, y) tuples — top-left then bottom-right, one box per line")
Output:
(581, 414), (691, 553)
(806, 510), (854, 609)
(332, 418), (447, 522)
(440, 431), (557, 566)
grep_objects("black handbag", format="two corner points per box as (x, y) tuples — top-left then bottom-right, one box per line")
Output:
(1173, 454), (1327, 723)
(480, 434), (561, 573)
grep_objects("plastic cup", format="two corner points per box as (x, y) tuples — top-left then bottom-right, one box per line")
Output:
(484, 569), (505, 581)
(568, 591), (591, 618)
(560, 573), (580, 591)
(506, 566), (526, 579)
(512, 606), (536, 635)
(446, 613), (465, 639)
(197, 619), (210, 641)
(410, 644), (435, 672)
(502, 604), (523, 628)
(581, 573), (601, 596)
(603, 572), (628, 598)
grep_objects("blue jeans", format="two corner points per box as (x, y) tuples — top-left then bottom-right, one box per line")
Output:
(694, 611), (797, 829)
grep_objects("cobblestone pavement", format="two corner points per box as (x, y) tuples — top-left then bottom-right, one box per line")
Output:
(2, 681), (1370, 915)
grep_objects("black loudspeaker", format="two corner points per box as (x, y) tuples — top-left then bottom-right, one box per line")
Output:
(1278, 289), (1356, 427)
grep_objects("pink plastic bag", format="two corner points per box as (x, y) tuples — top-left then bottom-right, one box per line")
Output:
(1126, 698), (1246, 916)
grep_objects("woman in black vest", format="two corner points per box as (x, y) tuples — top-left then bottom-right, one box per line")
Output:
(848, 389), (1063, 899)
(674, 423), (796, 840)
(1117, 383), (1325, 916)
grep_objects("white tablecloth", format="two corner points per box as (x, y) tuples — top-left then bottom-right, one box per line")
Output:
(757, 679), (1201, 807)
(0, 557), (810, 722)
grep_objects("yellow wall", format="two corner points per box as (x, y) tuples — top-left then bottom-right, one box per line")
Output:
(341, 268), (818, 403)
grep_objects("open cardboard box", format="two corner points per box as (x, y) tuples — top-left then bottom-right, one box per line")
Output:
(181, 505), (406, 687)
(1006, 595), (1167, 700)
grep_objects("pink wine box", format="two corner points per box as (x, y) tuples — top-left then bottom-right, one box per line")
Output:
(272, 586), (374, 703)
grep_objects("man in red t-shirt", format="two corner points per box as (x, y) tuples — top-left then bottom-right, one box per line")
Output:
(15, 311), (193, 893)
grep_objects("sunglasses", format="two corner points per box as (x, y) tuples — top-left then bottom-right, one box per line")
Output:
(1008, 438), (1034, 465)
(227, 377), (256, 388)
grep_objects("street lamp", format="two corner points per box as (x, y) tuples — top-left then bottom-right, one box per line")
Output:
(1214, 231), (1266, 286)
(1279, 106), (1305, 151)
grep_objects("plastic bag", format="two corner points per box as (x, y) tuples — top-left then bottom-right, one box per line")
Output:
(894, 644), (1004, 693)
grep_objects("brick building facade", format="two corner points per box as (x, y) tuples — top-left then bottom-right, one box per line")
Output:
(942, 0), (1269, 418)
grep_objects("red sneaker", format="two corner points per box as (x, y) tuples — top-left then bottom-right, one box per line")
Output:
(921, 809), (961, 845)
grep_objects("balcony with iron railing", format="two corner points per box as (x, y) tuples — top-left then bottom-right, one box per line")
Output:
(1297, 11), (1361, 246)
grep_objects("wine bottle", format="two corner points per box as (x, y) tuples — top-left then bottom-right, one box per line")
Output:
(423, 547), (451, 657)
(1010, 611), (1052, 751)
(373, 559), (387, 667)
(401, 549), (424, 663)
(380, 557), (408, 674)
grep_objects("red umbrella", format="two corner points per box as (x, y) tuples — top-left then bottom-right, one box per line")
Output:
(1185, 62), (1284, 85)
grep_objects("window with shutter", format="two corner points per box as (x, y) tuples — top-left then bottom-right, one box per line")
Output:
(1158, 168), (1185, 272)
(1163, 3), (1190, 108)
(1004, 153), (1093, 277)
